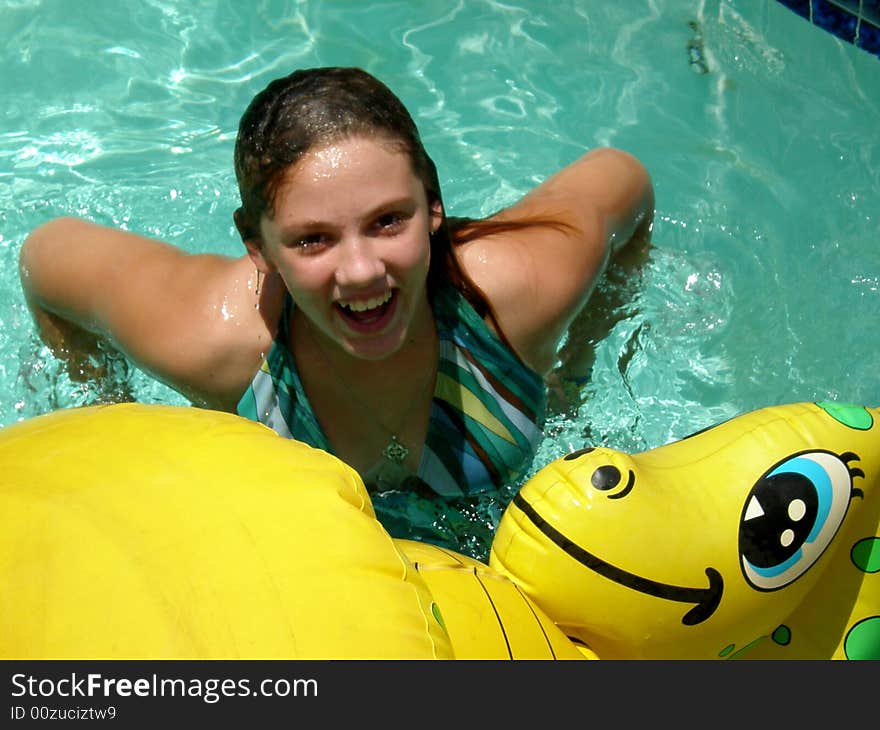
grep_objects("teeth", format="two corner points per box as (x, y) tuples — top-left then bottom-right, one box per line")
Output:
(340, 291), (391, 312)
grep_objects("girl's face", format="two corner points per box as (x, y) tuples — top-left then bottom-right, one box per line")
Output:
(252, 135), (442, 361)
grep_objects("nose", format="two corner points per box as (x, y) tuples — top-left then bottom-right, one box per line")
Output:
(335, 236), (386, 287)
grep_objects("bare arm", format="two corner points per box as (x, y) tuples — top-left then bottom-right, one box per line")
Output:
(20, 218), (182, 375)
(458, 147), (654, 375)
(19, 217), (274, 409)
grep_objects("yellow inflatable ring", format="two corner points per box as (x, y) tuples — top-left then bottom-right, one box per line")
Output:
(3, 400), (877, 659)
(0, 403), (587, 660)
(491, 401), (880, 659)
(0, 404), (449, 659)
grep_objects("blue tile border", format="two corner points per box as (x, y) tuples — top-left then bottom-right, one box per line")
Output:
(777, 0), (812, 18)
(861, 16), (880, 52)
(775, 0), (880, 58)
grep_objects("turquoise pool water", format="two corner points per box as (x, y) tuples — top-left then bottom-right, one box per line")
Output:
(2, 0), (878, 558)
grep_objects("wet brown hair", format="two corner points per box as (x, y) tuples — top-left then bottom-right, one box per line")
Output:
(233, 66), (566, 322)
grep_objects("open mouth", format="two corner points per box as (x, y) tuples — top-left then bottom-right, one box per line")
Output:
(511, 493), (723, 625)
(335, 289), (396, 331)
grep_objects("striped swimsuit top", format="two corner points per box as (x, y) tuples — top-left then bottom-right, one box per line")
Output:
(236, 282), (546, 497)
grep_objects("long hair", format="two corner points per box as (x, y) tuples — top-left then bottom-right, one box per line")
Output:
(233, 67), (566, 329)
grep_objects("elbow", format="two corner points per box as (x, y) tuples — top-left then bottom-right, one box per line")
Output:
(627, 173), (655, 252)
(19, 217), (80, 302)
(604, 149), (654, 254)
(19, 223), (49, 297)
(24, 216), (83, 246)
(607, 147), (654, 212)
(21, 214), (83, 252)
(21, 216), (71, 257)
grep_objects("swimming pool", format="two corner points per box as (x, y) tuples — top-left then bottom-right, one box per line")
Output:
(2, 0), (878, 558)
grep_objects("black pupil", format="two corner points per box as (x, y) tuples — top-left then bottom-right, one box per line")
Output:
(740, 472), (819, 569)
(591, 465), (621, 491)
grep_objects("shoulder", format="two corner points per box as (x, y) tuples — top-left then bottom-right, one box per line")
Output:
(454, 147), (654, 374)
(75, 221), (281, 405)
(154, 262), (287, 411)
(458, 147), (653, 274)
(21, 217), (286, 410)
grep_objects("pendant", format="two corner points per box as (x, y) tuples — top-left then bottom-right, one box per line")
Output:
(363, 452), (412, 493)
(382, 435), (409, 464)
(363, 436), (412, 493)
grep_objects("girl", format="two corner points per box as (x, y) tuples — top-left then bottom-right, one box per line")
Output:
(20, 67), (653, 549)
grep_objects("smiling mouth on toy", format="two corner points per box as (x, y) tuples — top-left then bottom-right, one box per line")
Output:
(512, 494), (724, 625)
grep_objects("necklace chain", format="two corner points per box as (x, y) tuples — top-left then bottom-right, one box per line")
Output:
(305, 323), (437, 469)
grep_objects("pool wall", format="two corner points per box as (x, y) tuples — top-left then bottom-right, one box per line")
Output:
(776, 0), (880, 55)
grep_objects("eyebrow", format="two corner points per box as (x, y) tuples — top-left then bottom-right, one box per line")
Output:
(276, 196), (418, 236)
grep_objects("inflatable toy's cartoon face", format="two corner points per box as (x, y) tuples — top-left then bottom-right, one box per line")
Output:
(490, 402), (880, 659)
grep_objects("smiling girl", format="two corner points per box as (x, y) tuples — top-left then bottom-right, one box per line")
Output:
(19, 67), (653, 543)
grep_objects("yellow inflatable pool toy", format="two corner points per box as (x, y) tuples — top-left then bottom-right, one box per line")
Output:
(1, 400), (877, 659)
(0, 403), (584, 660)
(491, 401), (880, 659)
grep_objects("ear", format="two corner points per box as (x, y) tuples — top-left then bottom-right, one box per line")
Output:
(243, 238), (276, 274)
(429, 199), (443, 234)
(235, 208), (276, 273)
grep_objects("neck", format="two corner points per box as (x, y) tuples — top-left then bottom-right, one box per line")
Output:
(290, 300), (439, 484)
(297, 296), (437, 385)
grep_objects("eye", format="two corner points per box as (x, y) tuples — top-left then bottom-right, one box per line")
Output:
(591, 465), (621, 490)
(590, 464), (635, 499)
(739, 451), (855, 591)
(373, 212), (407, 234)
(287, 232), (329, 252)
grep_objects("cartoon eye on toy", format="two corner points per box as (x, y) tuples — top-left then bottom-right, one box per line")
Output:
(739, 450), (860, 591)
(563, 448), (636, 499)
